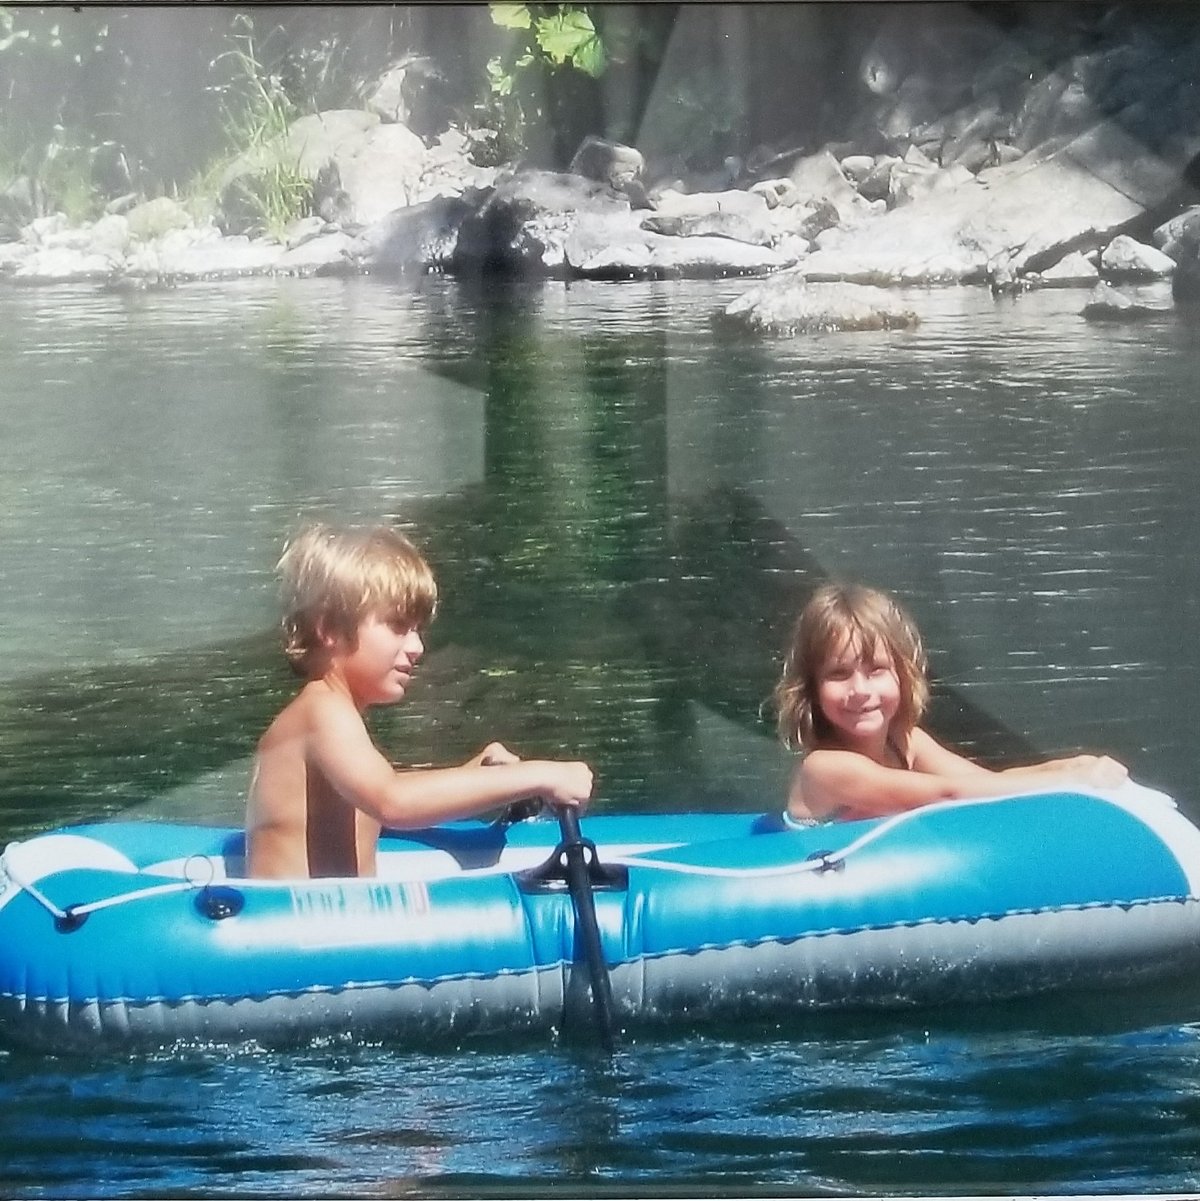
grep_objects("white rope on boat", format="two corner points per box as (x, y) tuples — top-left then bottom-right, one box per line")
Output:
(0, 845), (206, 923)
(610, 807), (917, 878)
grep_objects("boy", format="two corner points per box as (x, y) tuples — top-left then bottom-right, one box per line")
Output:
(246, 522), (594, 879)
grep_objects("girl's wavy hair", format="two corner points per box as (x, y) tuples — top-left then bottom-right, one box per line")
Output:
(276, 523), (437, 676)
(772, 582), (929, 751)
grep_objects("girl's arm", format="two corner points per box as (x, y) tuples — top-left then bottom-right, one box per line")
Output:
(791, 728), (1127, 821)
(913, 728), (1127, 788)
(791, 745), (1031, 820)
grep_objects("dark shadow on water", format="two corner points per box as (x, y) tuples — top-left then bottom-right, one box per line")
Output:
(0, 630), (289, 838)
(0, 487), (1037, 840)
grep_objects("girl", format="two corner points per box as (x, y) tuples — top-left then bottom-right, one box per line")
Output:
(773, 583), (1127, 823)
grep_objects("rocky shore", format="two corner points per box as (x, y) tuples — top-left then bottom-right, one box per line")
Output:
(4, 6), (1200, 331)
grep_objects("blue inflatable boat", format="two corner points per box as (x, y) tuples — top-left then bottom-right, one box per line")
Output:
(1, 781), (1199, 1052)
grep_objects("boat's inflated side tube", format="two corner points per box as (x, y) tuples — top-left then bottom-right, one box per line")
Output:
(1, 786), (1199, 1051)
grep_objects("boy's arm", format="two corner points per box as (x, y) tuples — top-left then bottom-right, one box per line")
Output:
(309, 696), (592, 828)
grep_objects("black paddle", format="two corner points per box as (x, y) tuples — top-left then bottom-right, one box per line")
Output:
(553, 804), (617, 1052)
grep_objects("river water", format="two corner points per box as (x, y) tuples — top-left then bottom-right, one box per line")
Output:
(2, 274), (1200, 1197)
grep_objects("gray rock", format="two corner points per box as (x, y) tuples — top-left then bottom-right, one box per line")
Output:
(795, 117), (1180, 286)
(276, 232), (357, 275)
(1100, 234), (1175, 279)
(11, 247), (115, 284)
(723, 277), (919, 334)
(1081, 280), (1168, 321)
(351, 193), (477, 273)
(640, 210), (768, 246)
(452, 170), (634, 276)
(1153, 206), (1200, 259)
(788, 149), (868, 224)
(569, 136), (645, 192)
(314, 121), (428, 227)
(749, 178), (799, 210)
(1037, 251), (1099, 287)
(1171, 224), (1200, 306)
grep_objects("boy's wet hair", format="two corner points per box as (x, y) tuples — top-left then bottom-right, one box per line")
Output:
(773, 582), (929, 751)
(276, 523), (437, 676)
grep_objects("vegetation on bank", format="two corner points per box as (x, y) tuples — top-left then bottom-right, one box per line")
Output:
(0, 4), (682, 236)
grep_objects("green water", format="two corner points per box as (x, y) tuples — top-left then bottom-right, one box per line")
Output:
(3, 273), (1200, 1196)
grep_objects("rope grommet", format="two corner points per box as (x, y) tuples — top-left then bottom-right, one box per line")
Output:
(54, 906), (88, 933)
(805, 849), (845, 873)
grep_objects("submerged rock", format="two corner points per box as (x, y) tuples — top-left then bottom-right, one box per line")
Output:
(722, 277), (919, 334)
(1081, 281), (1169, 322)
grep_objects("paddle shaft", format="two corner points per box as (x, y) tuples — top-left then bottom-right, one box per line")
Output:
(556, 805), (616, 1051)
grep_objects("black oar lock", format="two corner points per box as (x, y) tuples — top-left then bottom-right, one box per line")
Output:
(517, 806), (626, 1051)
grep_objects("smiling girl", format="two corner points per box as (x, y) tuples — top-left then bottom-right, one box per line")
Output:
(773, 583), (1127, 823)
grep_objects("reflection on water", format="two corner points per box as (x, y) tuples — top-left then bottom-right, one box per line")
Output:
(3, 274), (1200, 1194)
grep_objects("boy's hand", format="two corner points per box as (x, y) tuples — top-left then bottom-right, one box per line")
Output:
(536, 761), (594, 810)
(472, 741), (520, 768)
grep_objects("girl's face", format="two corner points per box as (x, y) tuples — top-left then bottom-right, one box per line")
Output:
(815, 632), (901, 748)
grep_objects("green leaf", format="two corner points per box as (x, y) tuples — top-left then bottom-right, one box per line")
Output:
(571, 32), (606, 77)
(534, 8), (599, 66)
(490, 3), (532, 30)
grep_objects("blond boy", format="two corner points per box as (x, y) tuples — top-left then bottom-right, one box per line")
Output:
(246, 523), (593, 879)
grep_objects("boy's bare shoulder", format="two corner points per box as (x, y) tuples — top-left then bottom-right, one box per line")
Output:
(257, 680), (361, 750)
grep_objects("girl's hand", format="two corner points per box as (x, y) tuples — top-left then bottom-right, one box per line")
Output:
(1076, 754), (1128, 791)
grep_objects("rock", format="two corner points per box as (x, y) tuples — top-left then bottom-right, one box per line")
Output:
(641, 210), (768, 246)
(723, 277), (919, 334)
(367, 64), (408, 124)
(451, 170), (637, 276)
(314, 121), (428, 227)
(1172, 224), (1200, 306)
(366, 56), (451, 138)
(1081, 281), (1167, 321)
(124, 197), (193, 241)
(749, 178), (799, 210)
(1013, 76), (1095, 153)
(351, 193), (477, 273)
(280, 215), (331, 250)
(857, 156), (900, 203)
(788, 149), (868, 224)
(25, 213), (69, 243)
(1, 177), (38, 232)
(88, 214), (132, 258)
(628, 234), (791, 279)
(1037, 251), (1099, 287)
(794, 118), (1177, 286)
(569, 136), (645, 193)
(138, 229), (282, 281)
(416, 127), (497, 202)
(840, 155), (875, 186)
(11, 247), (115, 283)
(1153, 206), (1200, 256)
(652, 188), (771, 222)
(890, 160), (974, 208)
(1100, 234), (1175, 279)
(104, 192), (139, 216)
(276, 231), (357, 275)
(0, 242), (34, 272)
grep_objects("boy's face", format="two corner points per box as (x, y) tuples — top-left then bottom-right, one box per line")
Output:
(332, 610), (425, 707)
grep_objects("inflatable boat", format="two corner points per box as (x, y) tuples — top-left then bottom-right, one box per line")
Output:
(2, 781), (1200, 1053)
